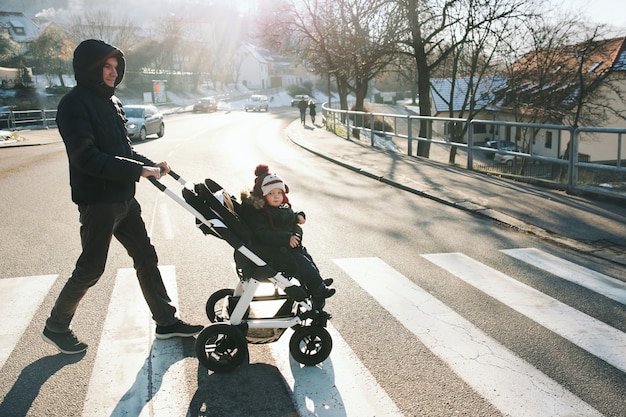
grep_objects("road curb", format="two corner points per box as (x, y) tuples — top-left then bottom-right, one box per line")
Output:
(286, 124), (626, 268)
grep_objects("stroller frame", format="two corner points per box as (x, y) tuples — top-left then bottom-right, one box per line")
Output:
(150, 171), (332, 373)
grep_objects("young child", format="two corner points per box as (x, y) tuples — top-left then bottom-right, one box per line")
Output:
(240, 164), (335, 299)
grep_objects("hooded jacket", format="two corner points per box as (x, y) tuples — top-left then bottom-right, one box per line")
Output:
(57, 39), (153, 204)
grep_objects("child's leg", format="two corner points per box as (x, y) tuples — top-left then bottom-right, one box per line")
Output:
(300, 247), (333, 286)
(292, 252), (335, 298)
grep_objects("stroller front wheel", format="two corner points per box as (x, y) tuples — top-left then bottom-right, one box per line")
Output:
(289, 325), (332, 366)
(195, 323), (249, 372)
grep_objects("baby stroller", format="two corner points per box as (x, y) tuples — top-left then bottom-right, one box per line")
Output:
(150, 171), (333, 373)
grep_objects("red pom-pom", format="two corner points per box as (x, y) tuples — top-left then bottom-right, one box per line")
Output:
(254, 164), (269, 177)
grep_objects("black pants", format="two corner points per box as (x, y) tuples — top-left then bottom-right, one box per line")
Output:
(292, 247), (324, 293)
(45, 198), (177, 333)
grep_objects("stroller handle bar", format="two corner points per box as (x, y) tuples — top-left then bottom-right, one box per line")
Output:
(149, 168), (184, 191)
(147, 171), (217, 235)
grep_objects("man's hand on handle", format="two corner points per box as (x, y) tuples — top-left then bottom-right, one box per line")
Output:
(141, 162), (171, 180)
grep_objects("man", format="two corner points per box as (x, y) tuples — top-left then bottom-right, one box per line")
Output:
(42, 39), (203, 355)
(297, 96), (308, 125)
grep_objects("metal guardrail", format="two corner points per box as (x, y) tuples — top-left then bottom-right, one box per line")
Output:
(321, 102), (626, 200)
(1, 109), (57, 130)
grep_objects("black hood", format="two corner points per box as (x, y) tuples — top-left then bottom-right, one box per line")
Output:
(73, 39), (125, 97)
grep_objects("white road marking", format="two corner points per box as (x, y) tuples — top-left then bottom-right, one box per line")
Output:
(270, 324), (403, 417)
(0, 275), (57, 369)
(502, 247), (626, 305)
(83, 266), (189, 417)
(158, 203), (175, 240)
(335, 257), (602, 417)
(423, 252), (626, 373)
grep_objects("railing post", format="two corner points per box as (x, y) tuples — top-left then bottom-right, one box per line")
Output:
(407, 115), (412, 156)
(467, 119), (474, 170)
(618, 132), (622, 168)
(569, 127), (577, 189)
(370, 112), (375, 147)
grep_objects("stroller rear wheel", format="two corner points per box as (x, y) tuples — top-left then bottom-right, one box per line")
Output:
(195, 323), (249, 372)
(289, 325), (332, 366)
(205, 288), (250, 322)
(205, 288), (234, 322)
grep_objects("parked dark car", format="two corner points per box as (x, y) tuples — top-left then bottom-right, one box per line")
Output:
(193, 97), (217, 113)
(123, 104), (165, 141)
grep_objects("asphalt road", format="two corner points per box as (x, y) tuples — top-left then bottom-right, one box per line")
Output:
(0, 108), (624, 417)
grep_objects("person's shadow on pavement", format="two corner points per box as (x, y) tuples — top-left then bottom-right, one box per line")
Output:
(0, 352), (85, 417)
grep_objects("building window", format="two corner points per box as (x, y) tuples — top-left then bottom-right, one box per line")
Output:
(10, 20), (25, 36)
(473, 123), (487, 134)
(545, 131), (553, 149)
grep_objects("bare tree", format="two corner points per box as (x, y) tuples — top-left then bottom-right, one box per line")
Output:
(394, 0), (533, 157)
(0, 35), (19, 64)
(436, 3), (525, 164)
(29, 24), (74, 88)
(69, 10), (138, 52)
(502, 20), (623, 128)
(499, 17), (626, 174)
(261, 0), (400, 114)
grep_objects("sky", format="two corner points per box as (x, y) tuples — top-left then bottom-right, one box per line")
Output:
(557, 0), (626, 29)
(3, 0), (625, 32)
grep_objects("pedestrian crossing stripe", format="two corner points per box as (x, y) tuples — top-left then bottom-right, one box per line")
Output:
(0, 274), (57, 370)
(502, 247), (626, 305)
(1, 249), (623, 417)
(334, 257), (603, 417)
(269, 324), (403, 417)
(83, 266), (189, 417)
(423, 252), (626, 374)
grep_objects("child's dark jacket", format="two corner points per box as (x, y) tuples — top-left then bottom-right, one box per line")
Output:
(239, 190), (304, 275)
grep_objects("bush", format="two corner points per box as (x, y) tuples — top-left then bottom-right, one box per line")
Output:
(349, 102), (394, 132)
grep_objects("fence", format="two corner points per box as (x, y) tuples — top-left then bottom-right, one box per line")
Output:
(0, 109), (57, 130)
(321, 103), (626, 200)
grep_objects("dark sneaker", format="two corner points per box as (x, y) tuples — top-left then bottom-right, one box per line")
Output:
(312, 285), (336, 299)
(42, 327), (88, 354)
(323, 278), (334, 286)
(155, 320), (203, 340)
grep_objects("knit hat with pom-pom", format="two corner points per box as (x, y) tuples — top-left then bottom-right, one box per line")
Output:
(261, 173), (286, 196)
(252, 164), (289, 197)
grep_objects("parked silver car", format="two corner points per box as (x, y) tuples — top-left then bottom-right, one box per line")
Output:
(123, 104), (165, 141)
(245, 95), (269, 112)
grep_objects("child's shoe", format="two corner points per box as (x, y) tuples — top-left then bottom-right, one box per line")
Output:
(313, 284), (336, 299)
(323, 278), (334, 286)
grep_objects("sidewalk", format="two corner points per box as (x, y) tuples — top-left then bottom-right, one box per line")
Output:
(0, 128), (61, 147)
(285, 120), (626, 267)
(6, 123), (626, 266)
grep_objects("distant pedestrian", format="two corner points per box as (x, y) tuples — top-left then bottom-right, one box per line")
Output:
(297, 97), (308, 125)
(308, 100), (316, 125)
